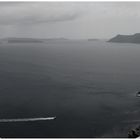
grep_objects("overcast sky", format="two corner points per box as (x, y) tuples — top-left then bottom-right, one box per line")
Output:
(1, 2), (140, 39)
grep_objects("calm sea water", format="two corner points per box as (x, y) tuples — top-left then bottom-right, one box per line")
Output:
(0, 40), (140, 137)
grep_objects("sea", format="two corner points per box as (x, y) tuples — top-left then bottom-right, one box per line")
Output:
(0, 40), (140, 138)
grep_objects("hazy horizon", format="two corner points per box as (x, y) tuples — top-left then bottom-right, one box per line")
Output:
(0, 2), (140, 39)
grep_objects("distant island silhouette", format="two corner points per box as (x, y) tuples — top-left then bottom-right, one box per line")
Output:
(88, 39), (98, 41)
(0, 37), (69, 44)
(108, 33), (140, 44)
(1, 37), (43, 43)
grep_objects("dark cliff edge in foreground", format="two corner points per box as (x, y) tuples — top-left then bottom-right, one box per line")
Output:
(108, 33), (140, 44)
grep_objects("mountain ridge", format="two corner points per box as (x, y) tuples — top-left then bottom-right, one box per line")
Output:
(108, 33), (140, 44)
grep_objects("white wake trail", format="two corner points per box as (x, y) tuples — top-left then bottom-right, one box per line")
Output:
(0, 117), (56, 122)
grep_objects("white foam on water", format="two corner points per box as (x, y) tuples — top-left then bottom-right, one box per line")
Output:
(0, 117), (56, 122)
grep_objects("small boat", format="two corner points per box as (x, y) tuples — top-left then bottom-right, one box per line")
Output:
(136, 91), (140, 97)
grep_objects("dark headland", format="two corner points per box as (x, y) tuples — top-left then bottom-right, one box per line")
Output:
(108, 33), (140, 44)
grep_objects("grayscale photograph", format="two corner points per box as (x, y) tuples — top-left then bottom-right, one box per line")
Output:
(0, 1), (140, 138)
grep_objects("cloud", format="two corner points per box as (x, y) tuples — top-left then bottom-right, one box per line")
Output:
(1, 2), (140, 26)
(0, 2), (83, 26)
(79, 2), (140, 19)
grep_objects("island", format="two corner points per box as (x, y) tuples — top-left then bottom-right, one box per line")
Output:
(1, 37), (44, 43)
(88, 39), (98, 41)
(0, 37), (70, 44)
(108, 33), (140, 44)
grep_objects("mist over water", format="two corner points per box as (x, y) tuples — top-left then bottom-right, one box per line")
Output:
(0, 40), (140, 137)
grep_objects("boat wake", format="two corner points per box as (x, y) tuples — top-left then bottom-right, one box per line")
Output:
(0, 117), (56, 122)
